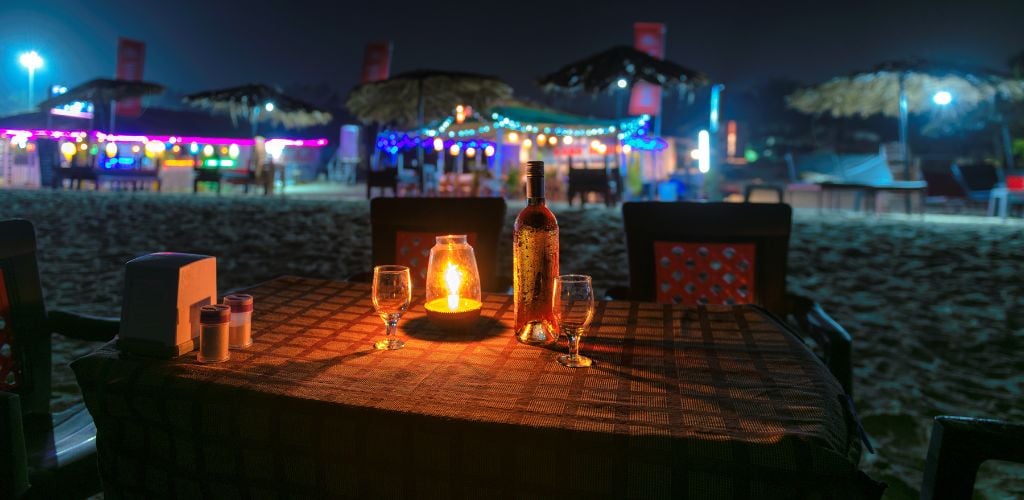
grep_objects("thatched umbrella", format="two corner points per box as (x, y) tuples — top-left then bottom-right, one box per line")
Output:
(538, 45), (708, 95)
(787, 60), (1024, 174)
(36, 78), (164, 132)
(346, 70), (513, 180)
(183, 84), (332, 136)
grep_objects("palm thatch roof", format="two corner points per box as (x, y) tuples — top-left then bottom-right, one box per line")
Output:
(345, 70), (513, 128)
(787, 60), (1024, 118)
(36, 78), (164, 109)
(539, 45), (708, 94)
(183, 84), (332, 129)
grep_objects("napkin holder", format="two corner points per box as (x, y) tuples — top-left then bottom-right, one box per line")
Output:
(117, 253), (217, 358)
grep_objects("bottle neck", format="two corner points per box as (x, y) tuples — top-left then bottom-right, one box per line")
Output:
(526, 174), (545, 205)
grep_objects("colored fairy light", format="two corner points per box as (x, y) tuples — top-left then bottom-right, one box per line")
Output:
(265, 102), (275, 112)
(190, 142), (199, 154)
(537, 133), (547, 145)
(547, 136), (557, 146)
(203, 145), (214, 156)
(60, 142), (76, 158)
(562, 136), (573, 145)
(507, 132), (519, 143)
(105, 142), (118, 158)
(449, 144), (460, 156)
(484, 145), (495, 157)
(522, 138), (532, 149)
(433, 137), (444, 151)
(622, 144), (632, 155)
(466, 147), (476, 158)
(228, 144), (240, 158)
(616, 78), (628, 89)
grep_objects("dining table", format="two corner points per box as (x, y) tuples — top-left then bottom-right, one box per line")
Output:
(72, 276), (881, 499)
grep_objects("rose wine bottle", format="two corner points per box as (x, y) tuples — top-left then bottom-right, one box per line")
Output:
(513, 161), (559, 345)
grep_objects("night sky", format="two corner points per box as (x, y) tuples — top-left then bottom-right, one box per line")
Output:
(2, 0), (1023, 117)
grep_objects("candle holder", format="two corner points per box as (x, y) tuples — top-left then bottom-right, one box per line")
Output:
(424, 235), (482, 331)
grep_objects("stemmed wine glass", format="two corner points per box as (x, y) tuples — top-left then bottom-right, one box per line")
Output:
(553, 274), (595, 367)
(372, 265), (412, 350)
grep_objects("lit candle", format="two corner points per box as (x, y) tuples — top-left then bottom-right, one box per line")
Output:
(445, 262), (461, 311)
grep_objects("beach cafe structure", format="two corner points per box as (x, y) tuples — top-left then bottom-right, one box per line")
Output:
(374, 103), (671, 197)
(0, 110), (329, 192)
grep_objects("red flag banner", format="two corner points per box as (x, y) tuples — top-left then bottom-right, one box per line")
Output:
(628, 23), (666, 116)
(361, 42), (392, 84)
(115, 38), (146, 117)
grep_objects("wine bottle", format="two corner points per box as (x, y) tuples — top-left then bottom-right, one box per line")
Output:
(513, 161), (560, 345)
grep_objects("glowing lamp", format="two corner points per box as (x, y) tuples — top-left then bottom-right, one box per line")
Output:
(698, 129), (711, 173)
(622, 144), (632, 155)
(433, 137), (444, 151)
(522, 138), (533, 149)
(131, 145), (141, 154)
(19, 51), (43, 71)
(202, 145), (214, 156)
(265, 102), (275, 112)
(78, 143), (88, 151)
(219, 146), (229, 155)
(172, 145), (182, 153)
(536, 133), (547, 145)
(449, 144), (461, 156)
(562, 136), (573, 145)
(105, 142), (118, 158)
(690, 149), (700, 160)
(507, 131), (519, 144)
(228, 144), (240, 158)
(424, 235), (482, 331)
(145, 140), (165, 157)
(484, 145), (495, 157)
(466, 147), (476, 158)
(616, 78), (628, 89)
(190, 142), (200, 154)
(547, 136), (557, 146)
(60, 142), (76, 159)
(932, 90), (952, 106)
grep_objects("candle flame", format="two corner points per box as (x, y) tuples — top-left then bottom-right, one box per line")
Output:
(444, 262), (462, 310)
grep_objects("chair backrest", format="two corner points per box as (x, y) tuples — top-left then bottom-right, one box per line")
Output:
(951, 163), (999, 193)
(0, 220), (50, 415)
(921, 164), (967, 198)
(622, 202), (792, 317)
(371, 198), (507, 292)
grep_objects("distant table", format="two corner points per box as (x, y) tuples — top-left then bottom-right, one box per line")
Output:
(73, 277), (877, 499)
(820, 181), (928, 214)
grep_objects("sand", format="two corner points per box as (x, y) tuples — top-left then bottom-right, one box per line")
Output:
(1, 189), (1020, 499)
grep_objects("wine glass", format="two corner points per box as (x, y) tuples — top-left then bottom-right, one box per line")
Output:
(553, 274), (595, 367)
(372, 265), (412, 350)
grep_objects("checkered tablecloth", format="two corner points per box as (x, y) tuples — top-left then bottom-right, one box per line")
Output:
(73, 276), (880, 499)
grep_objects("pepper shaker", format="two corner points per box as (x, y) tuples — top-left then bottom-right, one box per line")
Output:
(197, 304), (230, 363)
(224, 294), (254, 349)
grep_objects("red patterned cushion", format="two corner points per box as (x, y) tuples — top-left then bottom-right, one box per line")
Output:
(395, 232), (478, 286)
(653, 242), (756, 306)
(0, 270), (18, 390)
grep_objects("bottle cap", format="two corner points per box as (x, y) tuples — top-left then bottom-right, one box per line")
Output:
(223, 294), (254, 313)
(525, 161), (544, 177)
(200, 304), (231, 324)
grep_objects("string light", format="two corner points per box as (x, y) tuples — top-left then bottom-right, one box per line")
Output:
(433, 138), (444, 151)
(484, 145), (495, 157)
(105, 142), (118, 158)
(466, 147), (476, 158)
(562, 136), (573, 145)
(507, 132), (519, 143)
(547, 136), (557, 146)
(203, 145), (214, 156)
(449, 144), (460, 156)
(537, 133), (547, 145)
(522, 138), (533, 149)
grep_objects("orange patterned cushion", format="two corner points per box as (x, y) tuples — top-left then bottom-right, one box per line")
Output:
(653, 242), (756, 306)
(395, 232), (478, 286)
(0, 270), (18, 390)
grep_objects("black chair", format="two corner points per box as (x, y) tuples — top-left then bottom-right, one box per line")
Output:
(610, 202), (854, 395)
(366, 167), (398, 198)
(364, 198), (508, 292)
(0, 219), (119, 498)
(950, 163), (1000, 203)
(920, 416), (1023, 500)
(567, 159), (615, 207)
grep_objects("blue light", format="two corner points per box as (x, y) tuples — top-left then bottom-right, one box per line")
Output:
(932, 90), (953, 106)
(623, 136), (668, 151)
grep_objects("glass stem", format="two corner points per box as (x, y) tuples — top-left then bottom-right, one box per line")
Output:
(385, 318), (399, 338)
(568, 334), (580, 359)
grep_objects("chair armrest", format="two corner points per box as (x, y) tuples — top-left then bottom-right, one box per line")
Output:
(0, 391), (30, 499)
(786, 293), (853, 396)
(921, 416), (1024, 500)
(46, 310), (120, 342)
(604, 286), (632, 301)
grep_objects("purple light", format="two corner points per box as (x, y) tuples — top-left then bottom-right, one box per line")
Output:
(1, 129), (328, 148)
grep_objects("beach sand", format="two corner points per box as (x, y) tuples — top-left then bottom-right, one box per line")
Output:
(1, 189), (1020, 498)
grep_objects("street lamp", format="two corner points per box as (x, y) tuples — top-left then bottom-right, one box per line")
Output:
(932, 90), (953, 106)
(19, 51), (44, 110)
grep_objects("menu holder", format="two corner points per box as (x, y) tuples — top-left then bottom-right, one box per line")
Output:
(116, 253), (217, 358)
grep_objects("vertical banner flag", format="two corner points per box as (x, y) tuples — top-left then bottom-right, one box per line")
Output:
(115, 38), (146, 117)
(628, 23), (666, 116)
(361, 42), (393, 84)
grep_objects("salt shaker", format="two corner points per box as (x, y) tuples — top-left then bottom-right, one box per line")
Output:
(224, 294), (254, 349)
(197, 304), (230, 363)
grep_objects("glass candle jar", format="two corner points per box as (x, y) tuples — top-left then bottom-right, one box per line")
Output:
(224, 294), (254, 348)
(198, 304), (230, 363)
(424, 234), (482, 330)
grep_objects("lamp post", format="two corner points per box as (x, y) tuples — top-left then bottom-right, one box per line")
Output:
(19, 51), (43, 111)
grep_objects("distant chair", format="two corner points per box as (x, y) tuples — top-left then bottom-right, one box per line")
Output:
(567, 159), (616, 207)
(920, 416), (1023, 500)
(920, 161), (969, 212)
(611, 202), (854, 395)
(950, 163), (1000, 203)
(0, 219), (120, 499)
(366, 167), (398, 199)
(364, 198), (509, 292)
